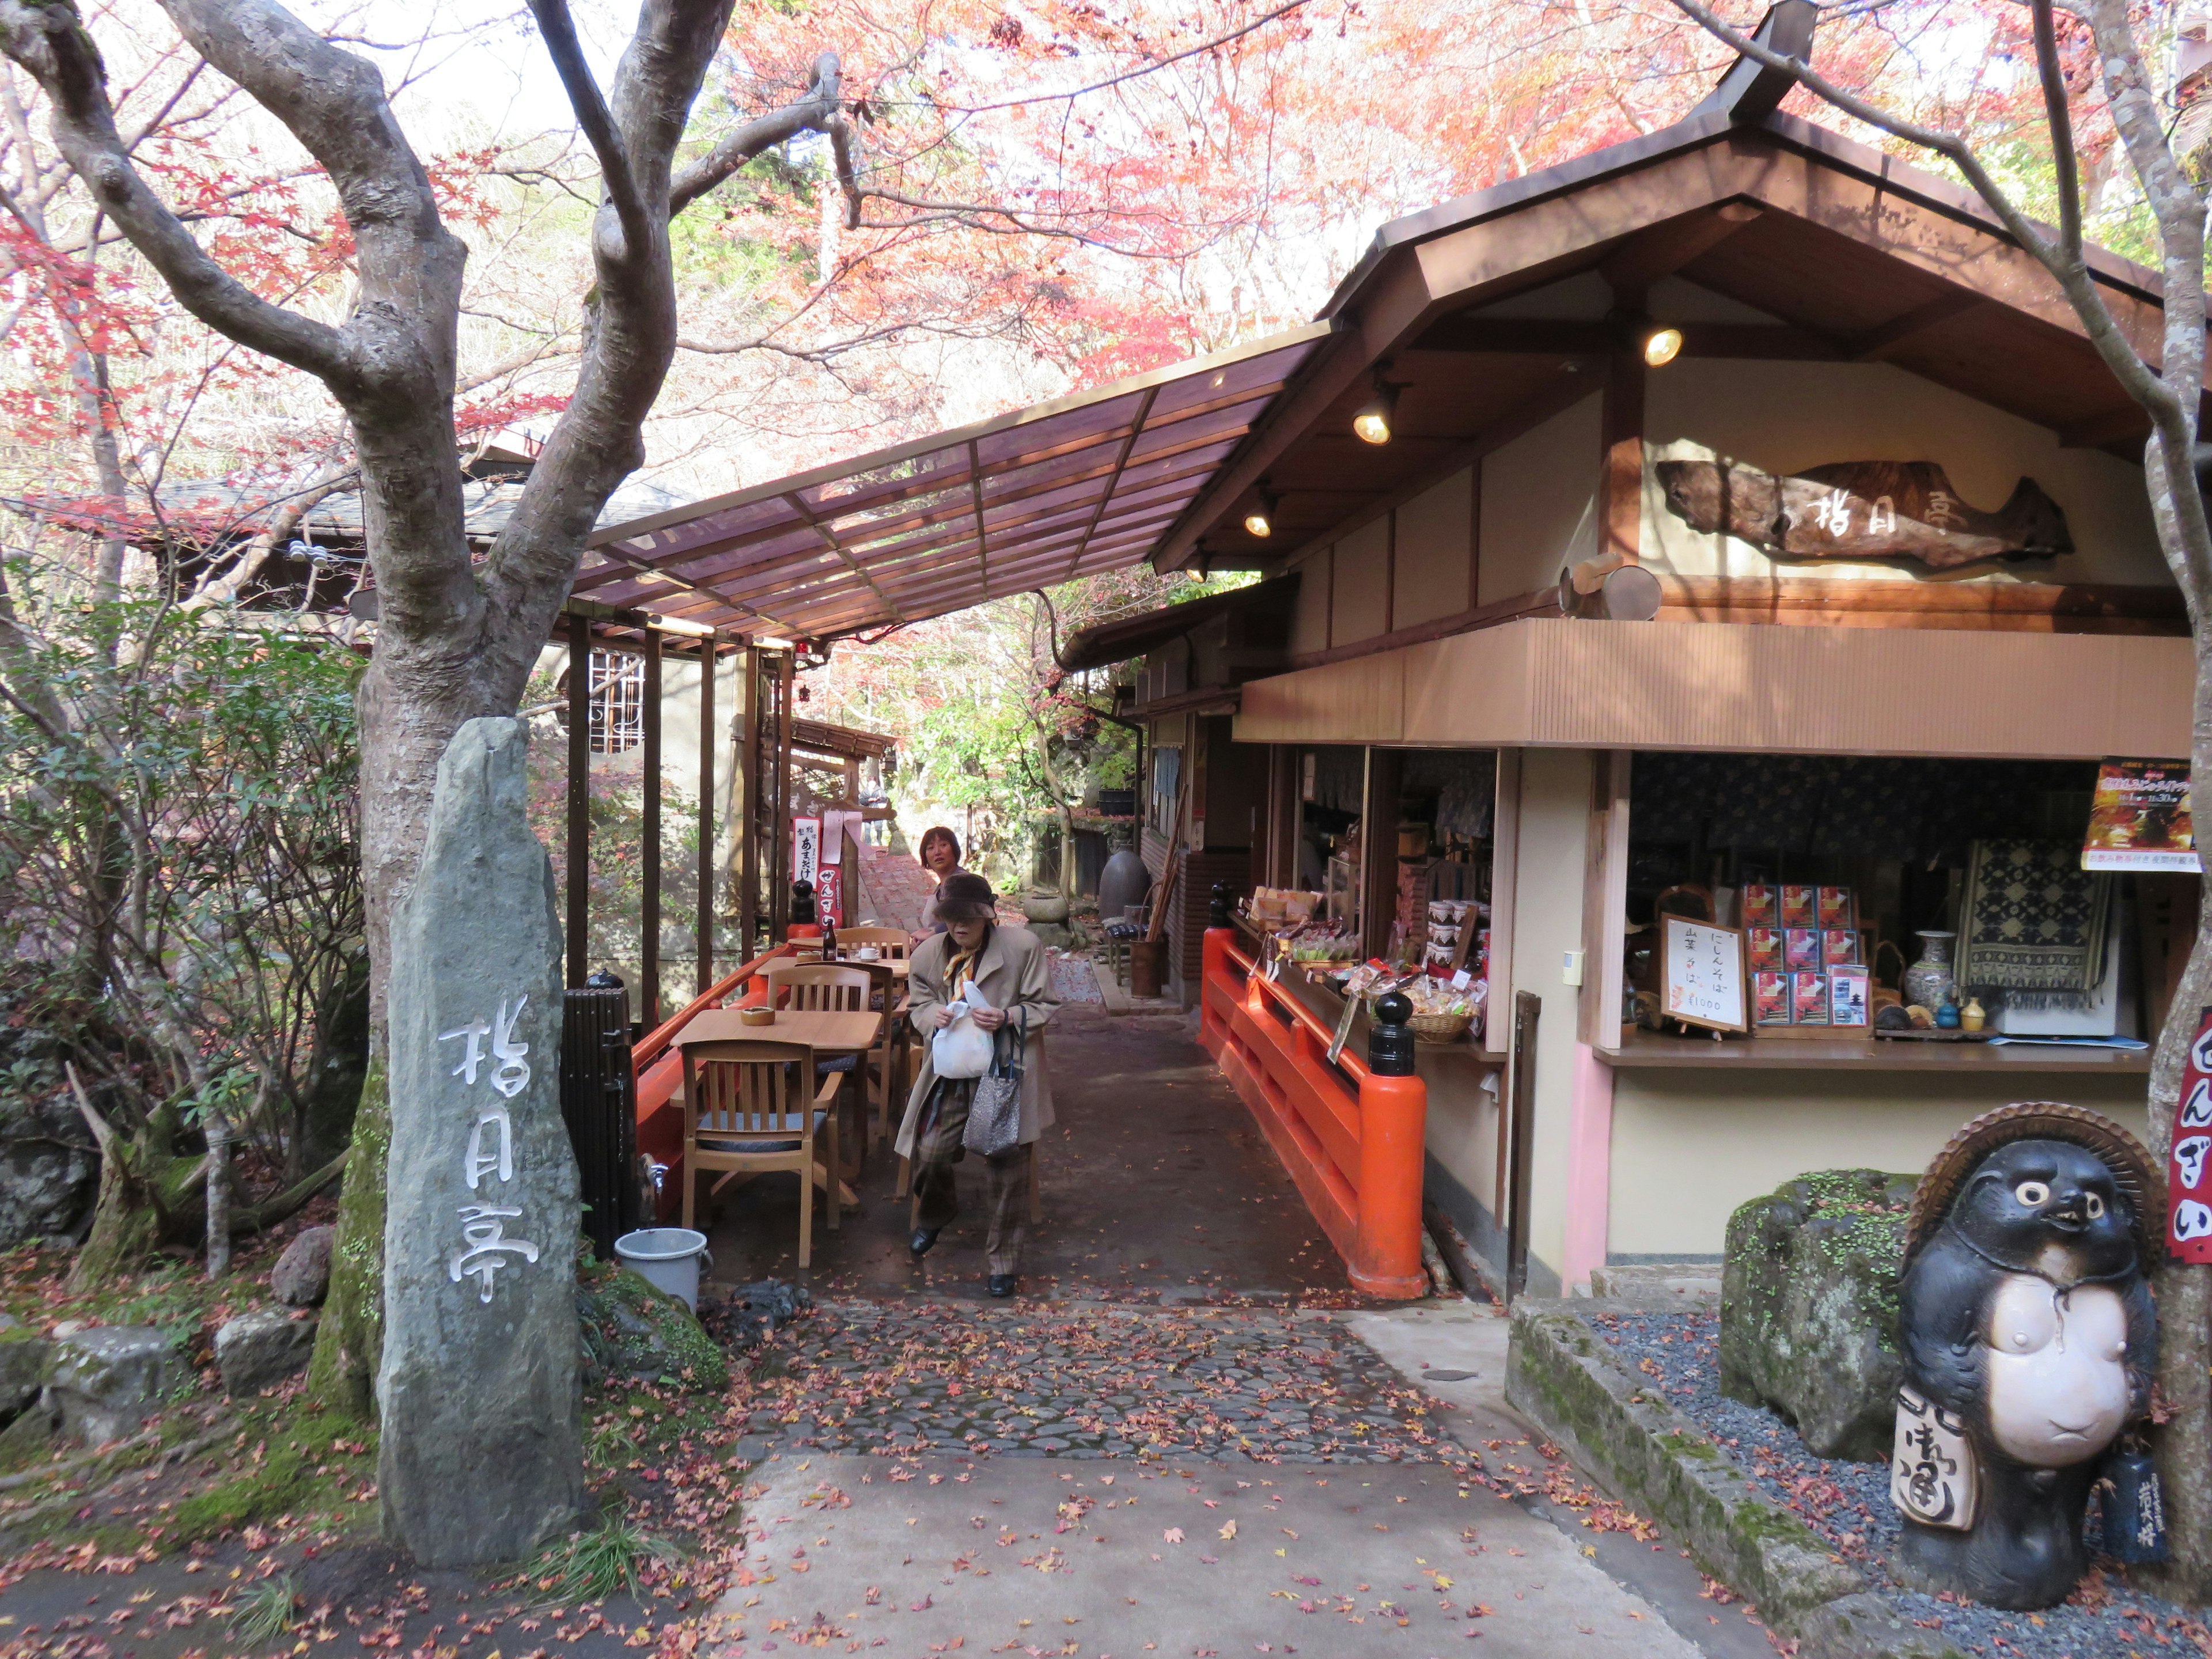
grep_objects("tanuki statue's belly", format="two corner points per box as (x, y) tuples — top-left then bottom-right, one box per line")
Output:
(1982, 1275), (2128, 1467)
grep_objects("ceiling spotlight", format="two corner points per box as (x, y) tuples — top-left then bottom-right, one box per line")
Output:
(1353, 369), (1400, 445)
(1641, 324), (1684, 368)
(1243, 480), (1279, 539)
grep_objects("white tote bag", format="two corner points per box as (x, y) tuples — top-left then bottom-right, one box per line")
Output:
(931, 982), (995, 1080)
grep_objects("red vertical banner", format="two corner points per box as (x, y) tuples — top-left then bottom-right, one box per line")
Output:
(817, 865), (844, 928)
(2168, 1005), (2212, 1262)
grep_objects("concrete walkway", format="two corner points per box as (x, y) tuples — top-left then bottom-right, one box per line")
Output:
(698, 1005), (1350, 1302)
(708, 1300), (1780, 1658)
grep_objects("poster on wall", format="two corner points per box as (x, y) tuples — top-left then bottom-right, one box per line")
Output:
(2084, 759), (2199, 872)
(1662, 916), (1746, 1034)
(2169, 1005), (2212, 1263)
(793, 816), (821, 887)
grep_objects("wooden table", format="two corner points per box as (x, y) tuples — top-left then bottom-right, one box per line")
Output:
(790, 952), (911, 981)
(680, 1007), (884, 1051)
(678, 1008), (886, 1199)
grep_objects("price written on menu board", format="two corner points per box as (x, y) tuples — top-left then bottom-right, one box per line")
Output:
(1664, 916), (1747, 1033)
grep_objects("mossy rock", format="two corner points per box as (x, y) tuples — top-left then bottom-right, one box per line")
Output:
(1719, 1168), (1915, 1463)
(577, 1264), (728, 1393)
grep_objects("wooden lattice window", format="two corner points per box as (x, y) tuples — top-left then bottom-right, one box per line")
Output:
(557, 650), (645, 753)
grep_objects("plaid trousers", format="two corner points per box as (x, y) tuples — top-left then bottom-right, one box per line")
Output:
(913, 1078), (1031, 1275)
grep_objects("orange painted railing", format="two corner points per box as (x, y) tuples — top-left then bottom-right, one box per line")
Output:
(632, 944), (796, 1222)
(1199, 927), (1429, 1298)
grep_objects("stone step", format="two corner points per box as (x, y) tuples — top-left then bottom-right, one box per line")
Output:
(1584, 1262), (1722, 1304)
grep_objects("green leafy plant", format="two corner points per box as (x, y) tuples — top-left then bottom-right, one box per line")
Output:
(0, 559), (367, 1282)
(228, 1572), (301, 1645)
(522, 1512), (681, 1607)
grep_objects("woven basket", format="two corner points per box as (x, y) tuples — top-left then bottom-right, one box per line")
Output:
(1406, 1010), (1473, 1045)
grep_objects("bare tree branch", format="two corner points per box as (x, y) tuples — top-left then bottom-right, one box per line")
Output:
(668, 50), (841, 217)
(1667, 0), (2191, 439)
(0, 0), (354, 382)
(525, 0), (650, 262)
(2029, 0), (2081, 257)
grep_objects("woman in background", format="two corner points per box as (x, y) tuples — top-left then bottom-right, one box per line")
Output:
(915, 825), (969, 934)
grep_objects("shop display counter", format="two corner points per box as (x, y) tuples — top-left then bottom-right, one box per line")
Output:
(1233, 915), (1503, 1096)
(1597, 1029), (2150, 1073)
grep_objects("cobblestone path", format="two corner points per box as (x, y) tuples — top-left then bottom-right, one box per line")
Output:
(724, 1300), (1465, 1468)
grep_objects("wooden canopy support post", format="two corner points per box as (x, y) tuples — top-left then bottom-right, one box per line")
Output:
(641, 627), (662, 1027)
(696, 634), (716, 995)
(1506, 990), (1540, 1301)
(566, 611), (591, 988)
(771, 650), (794, 936)
(738, 642), (761, 956)
(1359, 745), (1403, 960)
(1599, 347), (1645, 571)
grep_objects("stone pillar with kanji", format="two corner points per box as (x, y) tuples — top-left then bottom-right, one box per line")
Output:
(378, 717), (585, 1565)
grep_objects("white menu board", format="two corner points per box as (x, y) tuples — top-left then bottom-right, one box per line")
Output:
(1663, 916), (1746, 1033)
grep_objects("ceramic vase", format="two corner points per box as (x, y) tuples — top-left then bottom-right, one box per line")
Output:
(1902, 930), (1957, 1013)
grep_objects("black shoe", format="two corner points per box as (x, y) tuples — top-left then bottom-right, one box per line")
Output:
(987, 1274), (1017, 1298)
(909, 1227), (941, 1259)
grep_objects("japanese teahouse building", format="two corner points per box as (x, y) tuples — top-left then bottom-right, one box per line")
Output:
(588, 6), (2199, 1297)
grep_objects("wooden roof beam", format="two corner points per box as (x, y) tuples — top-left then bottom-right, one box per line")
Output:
(2060, 404), (2151, 449)
(1596, 202), (1762, 301)
(1847, 291), (1988, 361)
(1412, 317), (1841, 359)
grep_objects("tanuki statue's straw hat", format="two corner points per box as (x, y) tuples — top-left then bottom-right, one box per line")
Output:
(1904, 1100), (2160, 1264)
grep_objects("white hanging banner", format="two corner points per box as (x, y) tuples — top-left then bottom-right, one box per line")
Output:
(793, 816), (821, 887)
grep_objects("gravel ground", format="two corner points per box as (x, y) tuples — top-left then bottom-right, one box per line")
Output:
(1582, 1307), (2206, 1659)
(729, 1299), (1463, 1465)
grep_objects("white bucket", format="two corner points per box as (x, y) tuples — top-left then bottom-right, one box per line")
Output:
(613, 1227), (713, 1312)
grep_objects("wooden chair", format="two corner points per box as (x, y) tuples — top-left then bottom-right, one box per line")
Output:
(764, 962), (879, 1172)
(828, 959), (905, 1149)
(678, 1039), (840, 1267)
(763, 961), (876, 1012)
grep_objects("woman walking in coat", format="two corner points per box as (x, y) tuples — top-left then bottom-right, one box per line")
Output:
(897, 872), (1058, 1296)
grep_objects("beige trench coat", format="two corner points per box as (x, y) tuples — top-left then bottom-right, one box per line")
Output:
(895, 925), (1059, 1157)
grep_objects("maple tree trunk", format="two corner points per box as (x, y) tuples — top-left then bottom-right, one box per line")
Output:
(0, 0), (862, 1425)
(2144, 646), (2212, 1601)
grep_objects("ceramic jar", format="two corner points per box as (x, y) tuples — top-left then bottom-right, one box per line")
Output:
(1902, 930), (1958, 1013)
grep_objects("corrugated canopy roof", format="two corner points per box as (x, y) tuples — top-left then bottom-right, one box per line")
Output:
(1056, 575), (1297, 672)
(570, 323), (1332, 641)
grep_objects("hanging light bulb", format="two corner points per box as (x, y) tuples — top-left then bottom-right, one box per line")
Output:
(1243, 480), (1279, 539)
(1353, 370), (1400, 445)
(1641, 324), (1684, 368)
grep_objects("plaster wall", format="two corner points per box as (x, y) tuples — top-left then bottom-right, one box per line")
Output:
(1605, 1068), (2154, 1259)
(1478, 396), (1600, 604)
(1499, 746), (1597, 1294)
(537, 642), (740, 826)
(1332, 518), (1391, 643)
(1289, 547), (1331, 656)
(1393, 469), (1475, 627)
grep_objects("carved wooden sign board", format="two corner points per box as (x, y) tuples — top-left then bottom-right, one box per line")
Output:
(1656, 457), (2071, 570)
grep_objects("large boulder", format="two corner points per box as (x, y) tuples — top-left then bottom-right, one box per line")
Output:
(42, 1325), (186, 1446)
(1720, 1169), (1915, 1463)
(0, 1322), (50, 1421)
(376, 718), (585, 1568)
(215, 1309), (318, 1395)
(577, 1264), (729, 1392)
(0, 1089), (96, 1247)
(272, 1225), (335, 1307)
